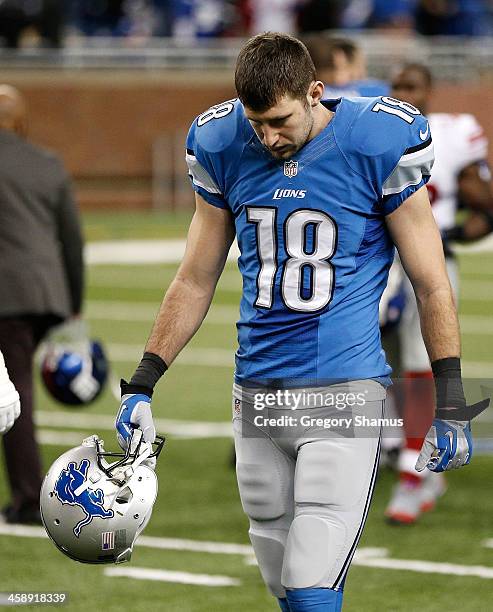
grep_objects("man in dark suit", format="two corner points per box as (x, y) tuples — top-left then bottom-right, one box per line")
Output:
(0, 84), (84, 524)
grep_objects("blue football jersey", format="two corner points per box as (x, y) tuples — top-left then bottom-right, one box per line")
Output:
(322, 79), (389, 100)
(186, 96), (433, 387)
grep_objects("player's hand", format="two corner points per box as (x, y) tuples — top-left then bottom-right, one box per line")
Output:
(415, 399), (489, 472)
(115, 379), (156, 450)
(415, 418), (472, 472)
(0, 379), (20, 435)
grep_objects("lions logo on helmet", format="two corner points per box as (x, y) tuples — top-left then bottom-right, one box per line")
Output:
(54, 459), (114, 537)
(41, 341), (108, 406)
(40, 432), (165, 564)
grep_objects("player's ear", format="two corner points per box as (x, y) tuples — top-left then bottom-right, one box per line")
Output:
(308, 81), (324, 107)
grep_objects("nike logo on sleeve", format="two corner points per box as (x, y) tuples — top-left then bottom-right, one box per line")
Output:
(419, 124), (430, 141)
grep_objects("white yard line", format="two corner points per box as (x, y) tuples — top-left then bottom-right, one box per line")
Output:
(353, 556), (493, 579)
(86, 240), (240, 266)
(86, 240), (189, 265)
(86, 237), (493, 267)
(0, 522), (251, 556)
(37, 427), (231, 446)
(104, 567), (241, 587)
(88, 278), (242, 293)
(86, 302), (238, 325)
(3, 522), (493, 582)
(104, 567), (240, 586)
(137, 536), (252, 556)
(106, 343), (233, 366)
(36, 411), (233, 439)
(38, 430), (94, 446)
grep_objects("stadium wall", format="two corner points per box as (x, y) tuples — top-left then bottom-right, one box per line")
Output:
(7, 72), (493, 211)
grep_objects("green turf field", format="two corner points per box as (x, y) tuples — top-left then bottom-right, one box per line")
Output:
(1, 212), (493, 611)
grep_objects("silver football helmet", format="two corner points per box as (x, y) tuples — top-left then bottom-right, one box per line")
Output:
(40, 431), (165, 564)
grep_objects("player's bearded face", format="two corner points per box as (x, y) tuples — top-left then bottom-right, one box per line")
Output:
(245, 96), (314, 160)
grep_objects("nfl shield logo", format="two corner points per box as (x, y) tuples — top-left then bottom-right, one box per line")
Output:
(283, 160), (298, 178)
(234, 398), (241, 416)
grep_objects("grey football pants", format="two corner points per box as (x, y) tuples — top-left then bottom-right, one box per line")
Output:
(232, 381), (385, 598)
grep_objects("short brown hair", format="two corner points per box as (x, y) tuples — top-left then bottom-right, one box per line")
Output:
(235, 32), (316, 112)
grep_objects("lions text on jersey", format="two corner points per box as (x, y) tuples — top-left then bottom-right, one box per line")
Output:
(186, 96), (434, 387)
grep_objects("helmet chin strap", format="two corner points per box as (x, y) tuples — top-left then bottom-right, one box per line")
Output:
(127, 441), (152, 471)
(74, 431), (151, 497)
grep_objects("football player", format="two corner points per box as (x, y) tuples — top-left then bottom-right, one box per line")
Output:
(384, 63), (493, 525)
(0, 349), (20, 435)
(302, 34), (389, 99)
(115, 35), (488, 612)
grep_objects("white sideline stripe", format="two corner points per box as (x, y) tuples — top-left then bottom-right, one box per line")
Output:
(353, 556), (493, 579)
(38, 429), (233, 446)
(0, 522), (251, 556)
(88, 277), (242, 293)
(36, 411), (233, 439)
(137, 536), (252, 556)
(483, 539), (493, 548)
(104, 567), (240, 586)
(2, 522), (492, 583)
(37, 427), (232, 445)
(86, 240), (241, 266)
(87, 301), (238, 325)
(107, 343), (234, 367)
(86, 237), (493, 267)
(39, 430), (92, 446)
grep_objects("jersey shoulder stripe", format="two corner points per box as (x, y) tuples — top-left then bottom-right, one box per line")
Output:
(185, 149), (222, 195)
(383, 138), (434, 197)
